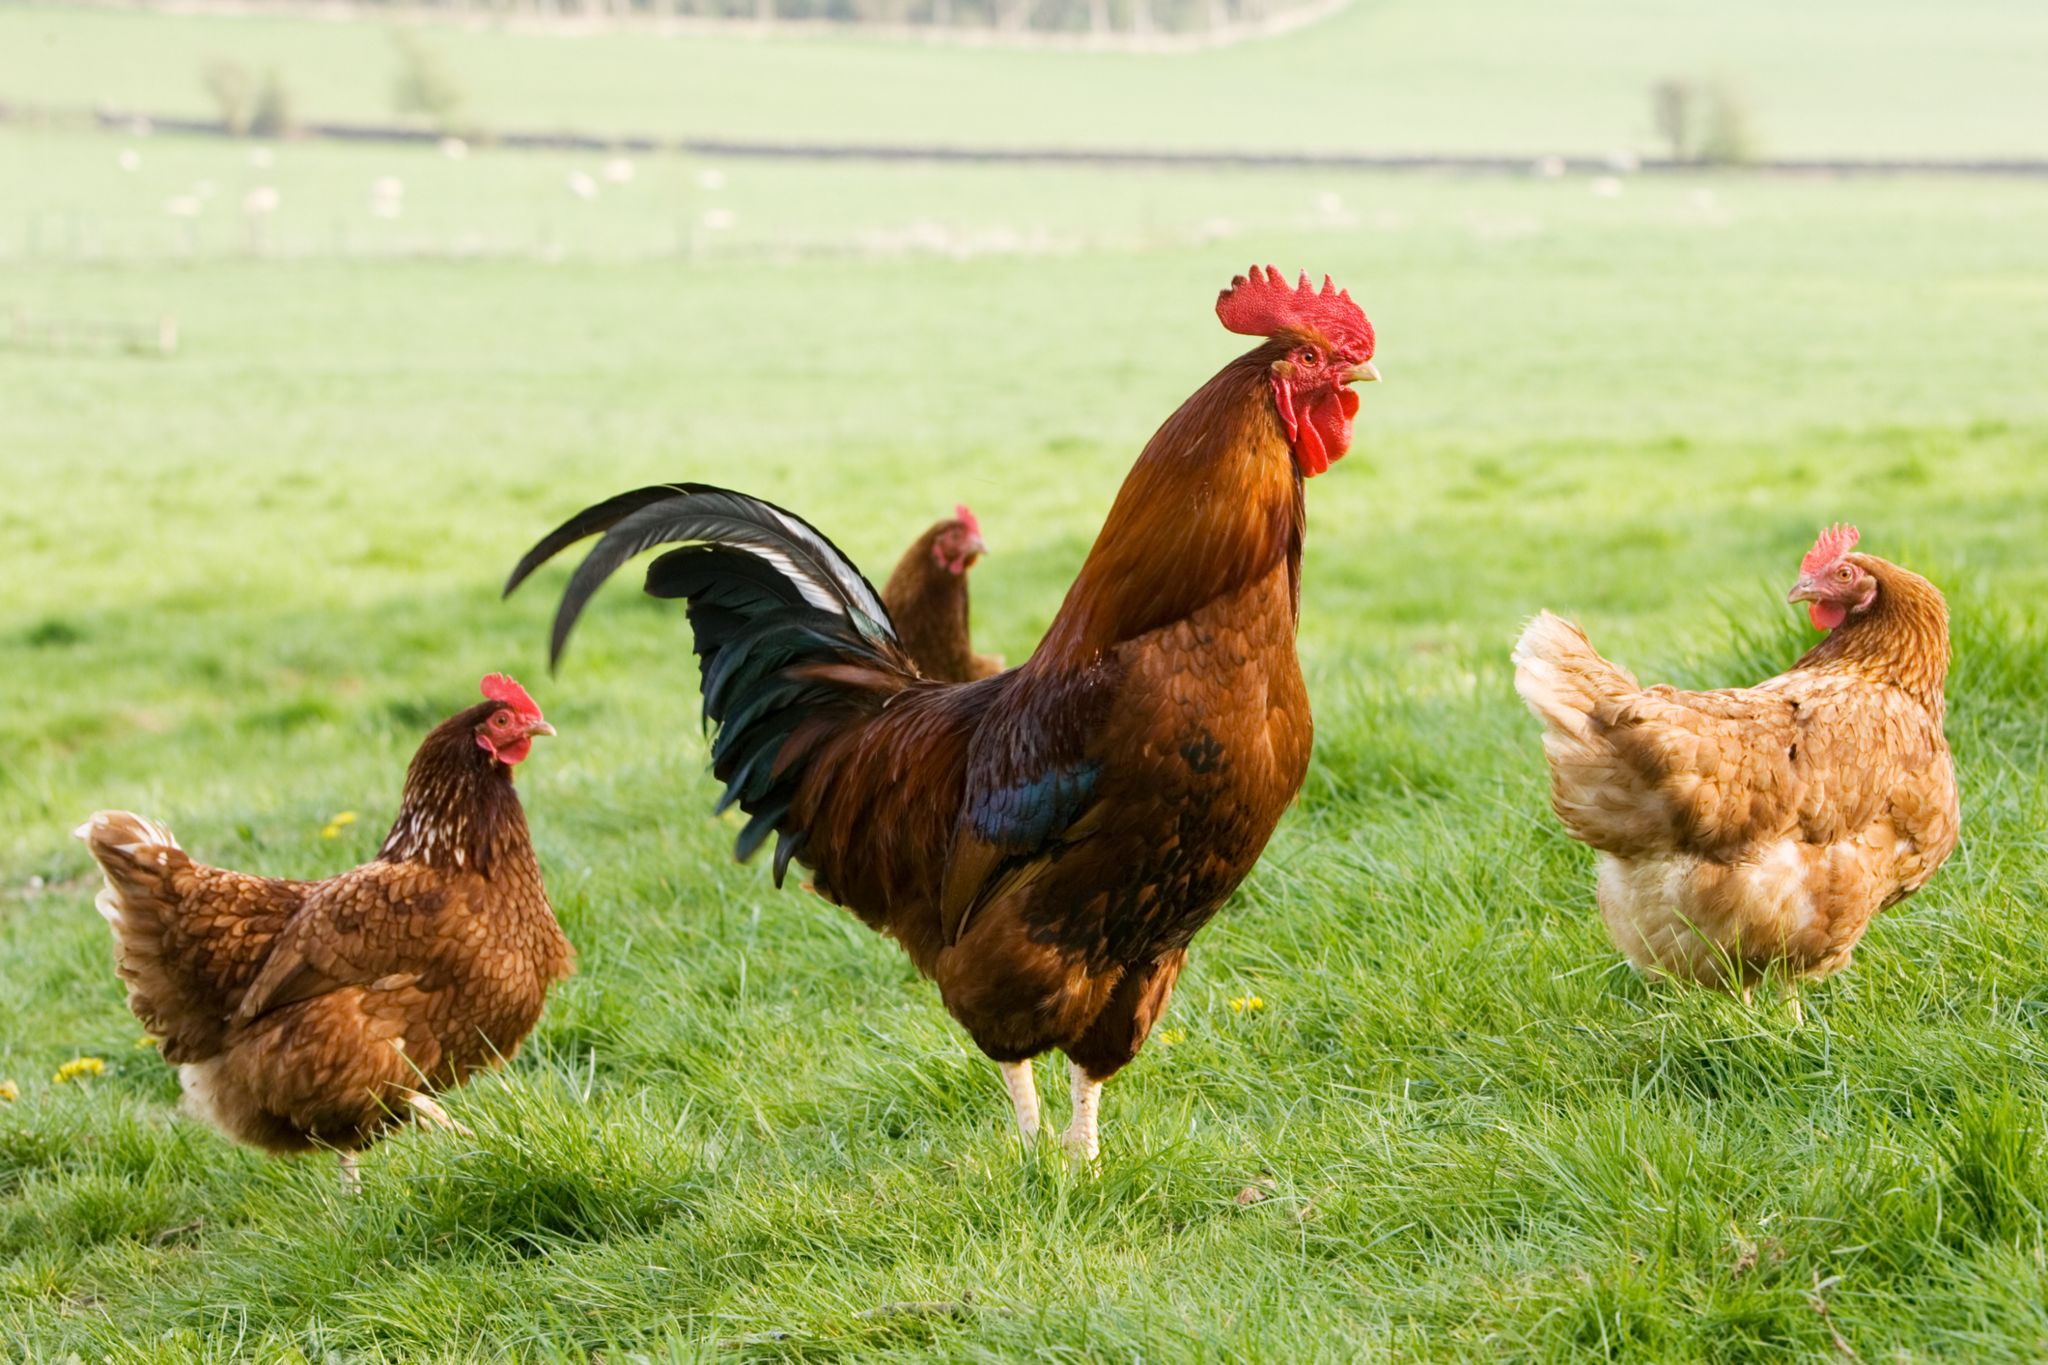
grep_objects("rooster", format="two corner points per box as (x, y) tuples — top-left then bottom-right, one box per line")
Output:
(508, 267), (1379, 1158)
(1513, 526), (1958, 1017)
(883, 504), (1003, 683)
(75, 675), (573, 1186)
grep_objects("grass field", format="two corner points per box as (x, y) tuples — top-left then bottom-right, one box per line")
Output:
(6, 7), (2048, 1357)
(6, 0), (2048, 158)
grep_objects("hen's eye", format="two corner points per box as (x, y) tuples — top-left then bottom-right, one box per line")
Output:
(1836, 566), (1854, 582)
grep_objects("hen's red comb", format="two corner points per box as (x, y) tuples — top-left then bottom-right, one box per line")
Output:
(480, 673), (542, 719)
(1801, 523), (1860, 575)
(953, 503), (982, 538)
(1217, 266), (1375, 363)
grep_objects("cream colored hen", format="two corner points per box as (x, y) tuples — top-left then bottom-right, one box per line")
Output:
(1513, 525), (1957, 1015)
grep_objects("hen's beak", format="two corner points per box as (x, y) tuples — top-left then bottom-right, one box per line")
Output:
(526, 719), (558, 738)
(1784, 577), (1817, 605)
(1346, 361), (1382, 384)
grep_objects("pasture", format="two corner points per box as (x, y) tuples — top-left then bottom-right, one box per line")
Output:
(4, 2), (2048, 1358)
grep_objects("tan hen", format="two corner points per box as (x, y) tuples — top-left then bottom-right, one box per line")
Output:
(1513, 525), (1957, 1015)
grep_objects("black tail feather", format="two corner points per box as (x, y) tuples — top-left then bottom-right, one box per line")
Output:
(508, 483), (915, 885)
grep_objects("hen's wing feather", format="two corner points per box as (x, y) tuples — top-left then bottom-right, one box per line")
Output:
(235, 862), (461, 1023)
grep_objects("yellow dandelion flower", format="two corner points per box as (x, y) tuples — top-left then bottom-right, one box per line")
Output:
(1229, 994), (1265, 1015)
(0, 1080), (17, 1103)
(1156, 1028), (1187, 1046)
(137, 1034), (161, 1050)
(53, 1057), (106, 1084)
(320, 810), (358, 840)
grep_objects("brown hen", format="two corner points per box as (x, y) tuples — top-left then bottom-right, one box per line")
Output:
(1514, 526), (1958, 1015)
(76, 675), (573, 1185)
(882, 504), (1003, 683)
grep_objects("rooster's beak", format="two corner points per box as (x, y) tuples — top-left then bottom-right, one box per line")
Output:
(527, 719), (557, 738)
(1346, 361), (1382, 384)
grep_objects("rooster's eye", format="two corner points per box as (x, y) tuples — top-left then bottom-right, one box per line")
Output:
(1297, 349), (1319, 367)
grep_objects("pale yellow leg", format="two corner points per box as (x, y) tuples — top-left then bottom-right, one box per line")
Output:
(1000, 1060), (1040, 1142)
(1063, 1061), (1103, 1164)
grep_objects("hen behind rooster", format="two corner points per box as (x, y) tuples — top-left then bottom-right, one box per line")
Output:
(883, 504), (1003, 683)
(1514, 525), (1958, 1009)
(76, 675), (573, 1184)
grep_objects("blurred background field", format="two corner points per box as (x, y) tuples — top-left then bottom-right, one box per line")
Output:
(3, 0), (2048, 1358)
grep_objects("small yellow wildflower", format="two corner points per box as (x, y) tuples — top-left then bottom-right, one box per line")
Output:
(1229, 994), (1265, 1015)
(0, 1080), (17, 1103)
(1156, 1028), (1187, 1047)
(320, 810), (358, 840)
(53, 1057), (106, 1085)
(137, 1034), (161, 1050)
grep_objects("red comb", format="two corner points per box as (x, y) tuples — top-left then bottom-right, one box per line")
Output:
(1801, 523), (1860, 575)
(480, 673), (542, 719)
(953, 503), (982, 538)
(1216, 266), (1375, 363)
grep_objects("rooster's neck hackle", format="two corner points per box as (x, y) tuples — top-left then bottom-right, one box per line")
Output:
(1038, 351), (1305, 662)
(379, 703), (532, 876)
(1796, 556), (1950, 717)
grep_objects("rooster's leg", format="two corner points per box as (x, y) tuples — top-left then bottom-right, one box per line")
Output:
(408, 1092), (473, 1137)
(1786, 984), (1805, 1028)
(337, 1151), (361, 1194)
(1062, 1061), (1103, 1163)
(1000, 1060), (1040, 1141)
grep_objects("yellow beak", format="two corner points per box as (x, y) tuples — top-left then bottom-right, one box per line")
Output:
(1347, 361), (1382, 384)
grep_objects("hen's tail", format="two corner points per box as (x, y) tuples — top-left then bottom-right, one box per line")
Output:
(507, 484), (920, 883)
(1513, 612), (1665, 853)
(1511, 611), (1639, 740)
(74, 811), (219, 1060)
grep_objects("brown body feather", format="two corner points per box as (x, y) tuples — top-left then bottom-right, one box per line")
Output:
(78, 702), (574, 1155)
(1514, 555), (1958, 989)
(882, 517), (1003, 683)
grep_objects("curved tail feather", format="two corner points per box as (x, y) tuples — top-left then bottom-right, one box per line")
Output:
(504, 483), (895, 667)
(509, 484), (920, 883)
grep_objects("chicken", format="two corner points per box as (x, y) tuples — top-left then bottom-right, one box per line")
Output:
(75, 675), (573, 1186)
(883, 503), (1003, 683)
(1513, 525), (1957, 1015)
(507, 267), (1379, 1158)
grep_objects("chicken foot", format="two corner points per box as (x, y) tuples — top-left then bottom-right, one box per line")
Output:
(408, 1092), (473, 1137)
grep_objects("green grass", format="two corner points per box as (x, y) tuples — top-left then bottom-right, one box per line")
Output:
(4, 0), (2048, 158)
(4, 114), (2048, 1359)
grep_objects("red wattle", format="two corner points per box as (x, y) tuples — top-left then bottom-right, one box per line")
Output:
(1294, 415), (1330, 476)
(1301, 390), (1354, 476)
(1269, 377), (1356, 478)
(1809, 601), (1847, 631)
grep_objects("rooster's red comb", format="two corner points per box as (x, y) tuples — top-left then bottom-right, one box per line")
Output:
(1217, 266), (1375, 363)
(480, 673), (542, 719)
(1801, 523), (1860, 575)
(953, 503), (982, 538)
